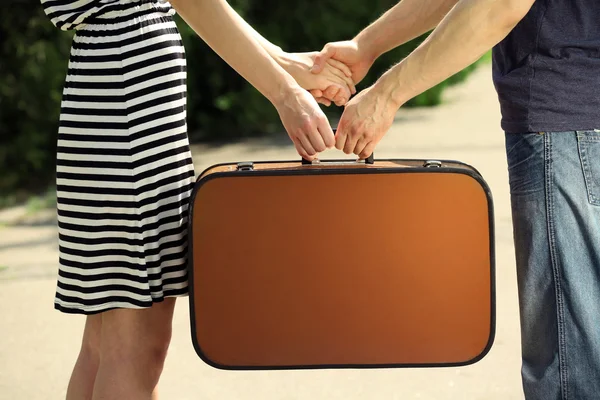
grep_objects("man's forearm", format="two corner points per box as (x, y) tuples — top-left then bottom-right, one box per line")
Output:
(376, 0), (534, 108)
(355, 0), (459, 61)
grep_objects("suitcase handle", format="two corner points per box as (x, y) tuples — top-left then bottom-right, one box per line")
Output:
(301, 153), (374, 165)
(301, 128), (374, 165)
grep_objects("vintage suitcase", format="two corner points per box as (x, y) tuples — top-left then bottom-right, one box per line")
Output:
(187, 153), (495, 370)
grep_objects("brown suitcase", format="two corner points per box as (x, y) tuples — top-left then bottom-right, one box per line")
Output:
(187, 154), (495, 370)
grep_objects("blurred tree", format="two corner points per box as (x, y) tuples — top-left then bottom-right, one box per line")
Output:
(0, 0), (72, 198)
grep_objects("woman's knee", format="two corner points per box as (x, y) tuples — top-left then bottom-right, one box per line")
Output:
(98, 300), (176, 369)
(79, 314), (102, 365)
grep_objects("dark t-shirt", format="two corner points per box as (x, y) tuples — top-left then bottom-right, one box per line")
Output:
(492, 0), (600, 133)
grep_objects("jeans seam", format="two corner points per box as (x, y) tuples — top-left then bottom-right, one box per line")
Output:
(577, 134), (600, 206)
(545, 133), (569, 399)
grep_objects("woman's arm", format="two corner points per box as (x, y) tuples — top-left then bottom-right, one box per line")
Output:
(227, 10), (284, 58)
(226, 7), (355, 104)
(171, 0), (296, 107)
(169, 0), (335, 159)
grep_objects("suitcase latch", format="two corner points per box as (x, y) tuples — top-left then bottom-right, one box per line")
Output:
(424, 160), (442, 168)
(236, 162), (254, 171)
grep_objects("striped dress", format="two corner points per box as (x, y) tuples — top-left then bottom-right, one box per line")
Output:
(40, 0), (195, 314)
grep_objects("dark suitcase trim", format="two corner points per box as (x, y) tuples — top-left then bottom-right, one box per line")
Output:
(187, 159), (496, 370)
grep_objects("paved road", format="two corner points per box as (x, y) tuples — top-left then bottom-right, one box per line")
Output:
(0, 64), (525, 399)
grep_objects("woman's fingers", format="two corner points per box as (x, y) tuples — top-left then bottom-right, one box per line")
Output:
(306, 123), (328, 153)
(331, 85), (350, 106)
(291, 137), (311, 160)
(298, 131), (317, 157)
(315, 115), (336, 148)
(277, 88), (336, 159)
(316, 98), (332, 106)
(322, 85), (341, 102)
(326, 60), (356, 94)
(309, 89), (332, 106)
(326, 58), (352, 78)
(321, 65), (355, 96)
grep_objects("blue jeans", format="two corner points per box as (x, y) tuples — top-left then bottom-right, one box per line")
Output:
(505, 131), (600, 400)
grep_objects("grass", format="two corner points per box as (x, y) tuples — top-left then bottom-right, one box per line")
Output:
(0, 265), (8, 273)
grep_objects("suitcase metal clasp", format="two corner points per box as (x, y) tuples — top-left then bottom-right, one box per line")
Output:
(236, 162), (254, 171)
(424, 160), (442, 168)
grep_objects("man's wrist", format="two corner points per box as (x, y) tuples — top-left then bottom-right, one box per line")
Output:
(372, 66), (414, 111)
(354, 28), (384, 63)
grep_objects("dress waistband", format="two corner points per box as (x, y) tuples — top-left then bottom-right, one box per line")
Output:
(83, 0), (174, 26)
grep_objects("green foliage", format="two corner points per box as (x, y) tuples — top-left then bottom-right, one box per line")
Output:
(1, 0), (73, 197)
(1, 0), (483, 197)
(25, 185), (56, 213)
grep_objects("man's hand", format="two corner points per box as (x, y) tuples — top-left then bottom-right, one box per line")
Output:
(335, 83), (399, 159)
(308, 40), (377, 106)
(274, 85), (336, 160)
(277, 52), (356, 107)
(310, 40), (376, 85)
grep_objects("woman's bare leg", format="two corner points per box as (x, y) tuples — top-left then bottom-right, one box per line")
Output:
(66, 314), (102, 400)
(91, 298), (176, 400)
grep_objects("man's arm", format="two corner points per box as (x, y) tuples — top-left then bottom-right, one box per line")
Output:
(310, 0), (459, 83)
(355, 0), (460, 62)
(377, 0), (534, 107)
(335, 0), (535, 158)
(239, 0), (456, 65)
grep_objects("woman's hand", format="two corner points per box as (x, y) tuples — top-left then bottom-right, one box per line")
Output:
(169, 0), (337, 159)
(274, 84), (336, 160)
(276, 52), (356, 107)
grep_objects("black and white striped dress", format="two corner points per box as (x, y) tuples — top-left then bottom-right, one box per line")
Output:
(41, 0), (195, 314)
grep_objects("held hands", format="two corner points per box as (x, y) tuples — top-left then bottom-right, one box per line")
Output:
(277, 51), (356, 106)
(277, 40), (394, 161)
(308, 39), (396, 160)
(271, 50), (355, 160)
(309, 40), (376, 105)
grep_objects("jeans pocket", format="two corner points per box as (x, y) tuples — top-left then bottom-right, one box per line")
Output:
(505, 132), (545, 196)
(577, 130), (600, 206)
